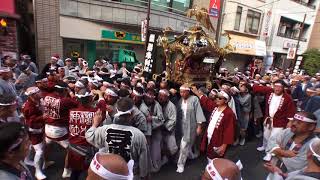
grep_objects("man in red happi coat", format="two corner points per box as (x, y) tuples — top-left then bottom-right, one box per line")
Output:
(253, 79), (296, 152)
(22, 87), (46, 180)
(67, 89), (106, 179)
(42, 81), (79, 178)
(192, 87), (235, 161)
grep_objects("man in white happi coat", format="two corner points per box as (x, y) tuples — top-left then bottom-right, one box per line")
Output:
(85, 97), (150, 179)
(176, 84), (206, 173)
(158, 89), (178, 165)
(264, 112), (318, 180)
(265, 138), (320, 180)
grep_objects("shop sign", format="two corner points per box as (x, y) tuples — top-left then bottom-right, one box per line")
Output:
(283, 41), (298, 49)
(101, 30), (143, 44)
(229, 34), (266, 56)
(287, 47), (296, 59)
(209, 0), (220, 18)
(144, 34), (156, 73)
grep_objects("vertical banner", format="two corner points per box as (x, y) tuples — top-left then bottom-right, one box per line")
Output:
(262, 10), (272, 38)
(209, 0), (221, 18)
(141, 19), (147, 42)
(144, 34), (156, 73)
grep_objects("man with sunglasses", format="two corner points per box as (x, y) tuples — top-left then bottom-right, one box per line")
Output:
(264, 111), (318, 179)
(192, 87), (235, 162)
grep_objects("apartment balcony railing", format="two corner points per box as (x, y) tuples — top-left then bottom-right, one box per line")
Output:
(291, 0), (316, 9)
(277, 32), (308, 42)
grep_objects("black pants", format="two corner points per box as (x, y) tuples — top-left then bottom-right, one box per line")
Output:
(70, 170), (83, 180)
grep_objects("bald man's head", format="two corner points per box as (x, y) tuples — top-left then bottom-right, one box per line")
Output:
(202, 159), (241, 180)
(308, 138), (320, 167)
(87, 153), (132, 180)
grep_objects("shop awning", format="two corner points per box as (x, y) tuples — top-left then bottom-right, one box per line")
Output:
(229, 34), (267, 56)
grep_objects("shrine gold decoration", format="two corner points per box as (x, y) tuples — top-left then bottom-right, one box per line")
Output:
(157, 7), (233, 84)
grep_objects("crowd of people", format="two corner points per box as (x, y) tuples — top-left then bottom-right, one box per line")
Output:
(0, 54), (320, 180)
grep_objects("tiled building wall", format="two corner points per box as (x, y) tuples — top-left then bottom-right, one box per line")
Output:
(35, 0), (62, 69)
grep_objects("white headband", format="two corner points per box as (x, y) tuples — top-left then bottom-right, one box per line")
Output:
(306, 88), (317, 93)
(132, 90), (143, 97)
(114, 107), (134, 118)
(274, 83), (283, 86)
(90, 152), (134, 180)
(294, 114), (316, 123)
(75, 92), (92, 98)
(217, 91), (230, 101)
(105, 89), (118, 97)
(90, 79), (99, 87)
(144, 93), (155, 99)
(180, 87), (190, 91)
(25, 87), (40, 96)
(54, 85), (67, 89)
(206, 159), (243, 180)
(0, 100), (16, 106)
(0, 67), (11, 73)
(136, 83), (144, 89)
(75, 81), (85, 88)
(210, 89), (218, 95)
(103, 81), (115, 88)
(51, 56), (58, 60)
(159, 89), (170, 96)
(206, 161), (225, 180)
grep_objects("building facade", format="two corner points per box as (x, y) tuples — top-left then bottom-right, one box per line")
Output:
(308, 8), (320, 49)
(34, 0), (208, 69)
(219, 0), (319, 72)
(266, 0), (319, 70)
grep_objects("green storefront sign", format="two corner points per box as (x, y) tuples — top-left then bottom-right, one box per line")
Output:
(101, 30), (144, 44)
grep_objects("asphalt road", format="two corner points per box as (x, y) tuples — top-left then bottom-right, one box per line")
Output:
(39, 138), (268, 180)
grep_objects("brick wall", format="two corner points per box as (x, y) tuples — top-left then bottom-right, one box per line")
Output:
(34, 0), (62, 69)
(0, 18), (18, 55)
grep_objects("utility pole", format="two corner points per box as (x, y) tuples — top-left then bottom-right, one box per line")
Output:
(145, 0), (152, 52)
(292, 13), (306, 69)
(215, 0), (226, 45)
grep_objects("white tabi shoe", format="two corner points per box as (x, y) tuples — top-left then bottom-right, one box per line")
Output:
(256, 146), (265, 152)
(176, 165), (184, 173)
(239, 138), (246, 146)
(35, 169), (47, 180)
(62, 168), (72, 178)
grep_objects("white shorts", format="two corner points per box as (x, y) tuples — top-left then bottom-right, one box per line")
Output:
(45, 124), (68, 139)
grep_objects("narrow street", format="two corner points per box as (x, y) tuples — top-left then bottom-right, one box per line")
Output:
(43, 138), (268, 180)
